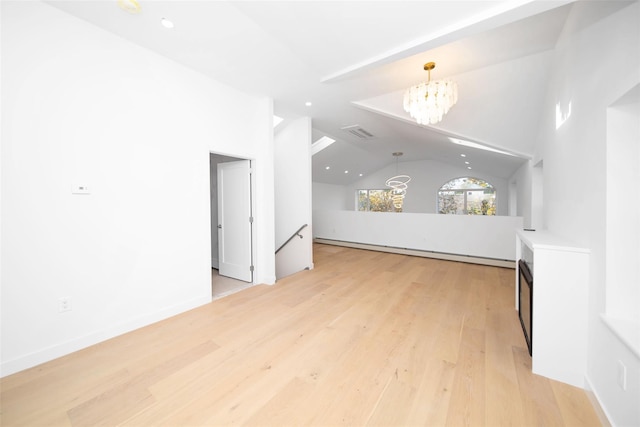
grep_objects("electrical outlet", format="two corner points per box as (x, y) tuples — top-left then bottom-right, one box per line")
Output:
(58, 297), (72, 313)
(617, 360), (627, 391)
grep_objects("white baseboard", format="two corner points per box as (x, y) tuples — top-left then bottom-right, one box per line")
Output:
(585, 375), (613, 427)
(314, 238), (516, 269)
(264, 276), (277, 285)
(0, 296), (211, 378)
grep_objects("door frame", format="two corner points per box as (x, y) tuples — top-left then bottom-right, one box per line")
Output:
(209, 151), (257, 284)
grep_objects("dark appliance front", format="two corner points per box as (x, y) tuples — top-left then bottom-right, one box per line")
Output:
(518, 259), (533, 356)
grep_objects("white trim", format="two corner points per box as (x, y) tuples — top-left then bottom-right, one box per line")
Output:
(261, 275), (277, 285)
(585, 375), (614, 427)
(600, 314), (640, 359)
(314, 238), (515, 268)
(0, 296), (211, 378)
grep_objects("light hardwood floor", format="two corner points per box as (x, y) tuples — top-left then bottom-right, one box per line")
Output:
(1, 244), (602, 426)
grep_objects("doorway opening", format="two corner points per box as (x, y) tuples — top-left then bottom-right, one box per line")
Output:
(211, 269), (253, 300)
(209, 153), (254, 299)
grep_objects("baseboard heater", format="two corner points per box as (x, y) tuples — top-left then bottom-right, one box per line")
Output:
(313, 238), (515, 269)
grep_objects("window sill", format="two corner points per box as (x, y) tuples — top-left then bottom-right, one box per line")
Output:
(601, 314), (640, 359)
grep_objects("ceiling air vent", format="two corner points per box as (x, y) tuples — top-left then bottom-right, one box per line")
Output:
(340, 124), (375, 140)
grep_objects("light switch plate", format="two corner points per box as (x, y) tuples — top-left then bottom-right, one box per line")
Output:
(617, 360), (627, 391)
(72, 184), (91, 195)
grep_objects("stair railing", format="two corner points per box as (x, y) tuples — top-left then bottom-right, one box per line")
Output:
(275, 224), (308, 254)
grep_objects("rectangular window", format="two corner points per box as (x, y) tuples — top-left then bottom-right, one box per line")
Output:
(357, 190), (369, 211)
(356, 189), (394, 212)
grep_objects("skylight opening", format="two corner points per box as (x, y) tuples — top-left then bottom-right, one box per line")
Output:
(311, 136), (336, 155)
(449, 138), (516, 157)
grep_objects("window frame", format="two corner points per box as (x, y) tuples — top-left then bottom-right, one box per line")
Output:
(356, 188), (396, 212)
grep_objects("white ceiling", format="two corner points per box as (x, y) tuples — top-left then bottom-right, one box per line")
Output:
(45, 0), (629, 185)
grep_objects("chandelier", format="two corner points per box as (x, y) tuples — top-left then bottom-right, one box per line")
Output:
(385, 152), (411, 211)
(403, 62), (458, 125)
(118, 0), (141, 13)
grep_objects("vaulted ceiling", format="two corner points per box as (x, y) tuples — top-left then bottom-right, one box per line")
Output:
(45, 1), (627, 185)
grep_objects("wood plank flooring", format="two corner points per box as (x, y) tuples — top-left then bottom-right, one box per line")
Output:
(0, 244), (602, 426)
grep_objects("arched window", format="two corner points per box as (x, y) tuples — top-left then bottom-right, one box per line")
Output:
(438, 177), (496, 215)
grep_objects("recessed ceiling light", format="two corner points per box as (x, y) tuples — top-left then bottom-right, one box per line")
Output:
(467, 166), (472, 170)
(161, 18), (174, 29)
(325, 166), (330, 170)
(305, 102), (312, 107)
(344, 170), (349, 174)
(465, 161), (470, 165)
(460, 154), (466, 157)
(359, 173), (363, 177)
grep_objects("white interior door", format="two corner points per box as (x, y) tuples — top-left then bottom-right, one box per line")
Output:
(217, 160), (253, 282)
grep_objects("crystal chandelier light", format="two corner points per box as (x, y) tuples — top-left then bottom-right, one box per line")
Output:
(385, 152), (411, 211)
(117, 0), (141, 13)
(403, 62), (458, 125)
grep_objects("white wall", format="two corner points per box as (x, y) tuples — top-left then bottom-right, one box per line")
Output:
(530, 160), (545, 230)
(508, 161), (533, 228)
(312, 182), (349, 211)
(314, 210), (523, 261)
(536, 2), (640, 425)
(0, 1), (274, 376)
(274, 117), (313, 278)
(340, 159), (510, 215)
(606, 89), (639, 325)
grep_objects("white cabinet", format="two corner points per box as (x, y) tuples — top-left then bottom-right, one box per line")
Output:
(515, 230), (590, 388)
